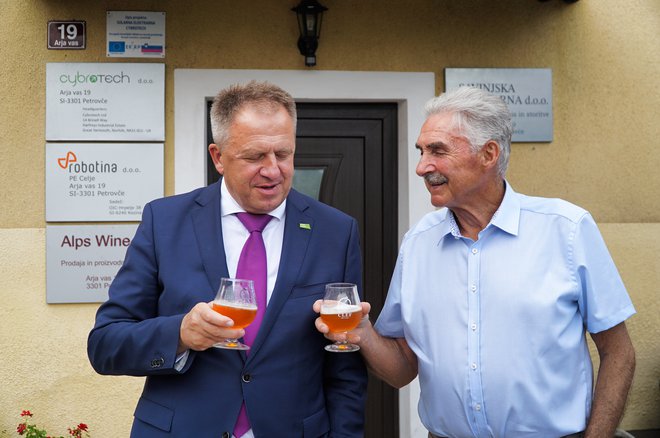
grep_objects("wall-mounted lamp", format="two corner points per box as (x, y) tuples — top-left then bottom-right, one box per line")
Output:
(291, 0), (327, 67)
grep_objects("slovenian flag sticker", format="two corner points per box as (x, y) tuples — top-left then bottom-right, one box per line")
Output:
(141, 44), (163, 54)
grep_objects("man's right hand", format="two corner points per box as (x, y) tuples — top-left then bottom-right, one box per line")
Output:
(313, 300), (372, 345)
(313, 299), (419, 388)
(178, 302), (245, 353)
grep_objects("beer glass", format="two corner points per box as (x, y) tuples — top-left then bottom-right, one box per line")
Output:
(320, 283), (362, 352)
(212, 278), (257, 350)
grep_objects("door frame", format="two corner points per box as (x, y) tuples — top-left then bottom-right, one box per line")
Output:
(174, 69), (435, 437)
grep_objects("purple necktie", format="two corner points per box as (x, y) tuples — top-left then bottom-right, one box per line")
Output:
(233, 212), (272, 438)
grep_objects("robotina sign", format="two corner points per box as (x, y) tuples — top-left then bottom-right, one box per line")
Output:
(45, 143), (163, 222)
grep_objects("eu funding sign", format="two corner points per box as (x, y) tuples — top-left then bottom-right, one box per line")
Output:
(445, 68), (553, 142)
(106, 11), (165, 58)
(46, 62), (165, 141)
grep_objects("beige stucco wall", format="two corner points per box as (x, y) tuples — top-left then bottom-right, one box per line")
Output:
(0, 0), (658, 436)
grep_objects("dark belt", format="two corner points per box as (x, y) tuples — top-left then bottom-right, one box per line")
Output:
(429, 432), (584, 438)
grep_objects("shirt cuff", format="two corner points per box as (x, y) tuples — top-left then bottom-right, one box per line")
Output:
(174, 349), (190, 372)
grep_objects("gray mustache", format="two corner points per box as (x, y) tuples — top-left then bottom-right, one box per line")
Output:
(424, 173), (447, 185)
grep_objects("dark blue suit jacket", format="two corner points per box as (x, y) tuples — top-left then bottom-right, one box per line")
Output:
(87, 183), (367, 437)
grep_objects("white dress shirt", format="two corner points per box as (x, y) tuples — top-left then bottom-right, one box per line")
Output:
(220, 178), (286, 303)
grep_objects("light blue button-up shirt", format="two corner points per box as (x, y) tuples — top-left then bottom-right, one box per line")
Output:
(375, 181), (635, 438)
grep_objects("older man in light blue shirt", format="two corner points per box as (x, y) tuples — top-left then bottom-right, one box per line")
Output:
(315, 86), (636, 438)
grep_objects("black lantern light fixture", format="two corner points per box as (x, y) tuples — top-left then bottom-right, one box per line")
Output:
(292, 0), (327, 67)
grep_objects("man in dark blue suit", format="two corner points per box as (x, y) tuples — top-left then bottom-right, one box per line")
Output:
(88, 81), (367, 437)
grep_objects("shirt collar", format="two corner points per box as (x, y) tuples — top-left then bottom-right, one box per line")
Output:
(433, 208), (456, 239)
(438, 179), (520, 239)
(489, 180), (520, 236)
(220, 178), (287, 221)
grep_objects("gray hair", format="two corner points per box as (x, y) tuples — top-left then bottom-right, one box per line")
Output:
(210, 81), (297, 147)
(424, 86), (512, 177)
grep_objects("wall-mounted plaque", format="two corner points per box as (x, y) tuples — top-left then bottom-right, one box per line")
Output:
(106, 11), (165, 58)
(46, 224), (138, 303)
(445, 68), (553, 142)
(46, 62), (164, 141)
(45, 143), (163, 222)
(47, 21), (86, 50)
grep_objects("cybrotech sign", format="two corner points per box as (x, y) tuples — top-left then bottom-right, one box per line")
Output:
(46, 62), (164, 141)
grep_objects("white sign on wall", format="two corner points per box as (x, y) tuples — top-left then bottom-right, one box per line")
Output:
(106, 11), (165, 58)
(45, 143), (163, 222)
(46, 224), (138, 303)
(46, 62), (164, 141)
(445, 68), (553, 142)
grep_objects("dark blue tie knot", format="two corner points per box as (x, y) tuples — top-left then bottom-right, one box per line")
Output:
(236, 212), (273, 233)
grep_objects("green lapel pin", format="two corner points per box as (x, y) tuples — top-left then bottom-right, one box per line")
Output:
(299, 223), (311, 230)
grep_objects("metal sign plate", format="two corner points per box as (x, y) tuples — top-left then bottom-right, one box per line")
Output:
(48, 21), (86, 50)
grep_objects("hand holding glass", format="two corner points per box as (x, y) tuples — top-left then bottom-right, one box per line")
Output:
(320, 283), (362, 352)
(212, 278), (257, 350)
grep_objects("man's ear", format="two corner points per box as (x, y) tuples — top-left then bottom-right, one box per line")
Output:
(480, 140), (500, 170)
(208, 143), (224, 175)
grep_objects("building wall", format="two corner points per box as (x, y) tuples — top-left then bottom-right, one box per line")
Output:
(1, 0), (658, 435)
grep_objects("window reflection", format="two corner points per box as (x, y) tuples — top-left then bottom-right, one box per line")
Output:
(293, 168), (324, 200)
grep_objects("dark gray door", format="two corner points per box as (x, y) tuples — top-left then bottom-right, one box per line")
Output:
(207, 102), (399, 438)
(295, 103), (399, 438)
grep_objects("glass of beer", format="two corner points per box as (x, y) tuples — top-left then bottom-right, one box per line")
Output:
(320, 283), (362, 352)
(212, 277), (257, 350)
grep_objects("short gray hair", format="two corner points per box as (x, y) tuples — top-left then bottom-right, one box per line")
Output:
(424, 86), (512, 177)
(210, 81), (297, 147)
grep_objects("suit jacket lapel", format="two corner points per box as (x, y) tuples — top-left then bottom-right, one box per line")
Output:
(248, 190), (313, 360)
(191, 182), (229, 298)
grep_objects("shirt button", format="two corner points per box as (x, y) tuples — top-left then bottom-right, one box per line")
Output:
(471, 363), (477, 370)
(471, 285), (477, 292)
(471, 323), (477, 331)
(475, 404), (482, 411)
(471, 248), (478, 254)
(242, 374), (251, 383)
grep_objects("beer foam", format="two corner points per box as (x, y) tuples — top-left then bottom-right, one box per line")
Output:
(214, 299), (257, 310)
(321, 303), (361, 315)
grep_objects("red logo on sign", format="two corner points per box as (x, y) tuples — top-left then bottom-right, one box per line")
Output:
(58, 151), (77, 169)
